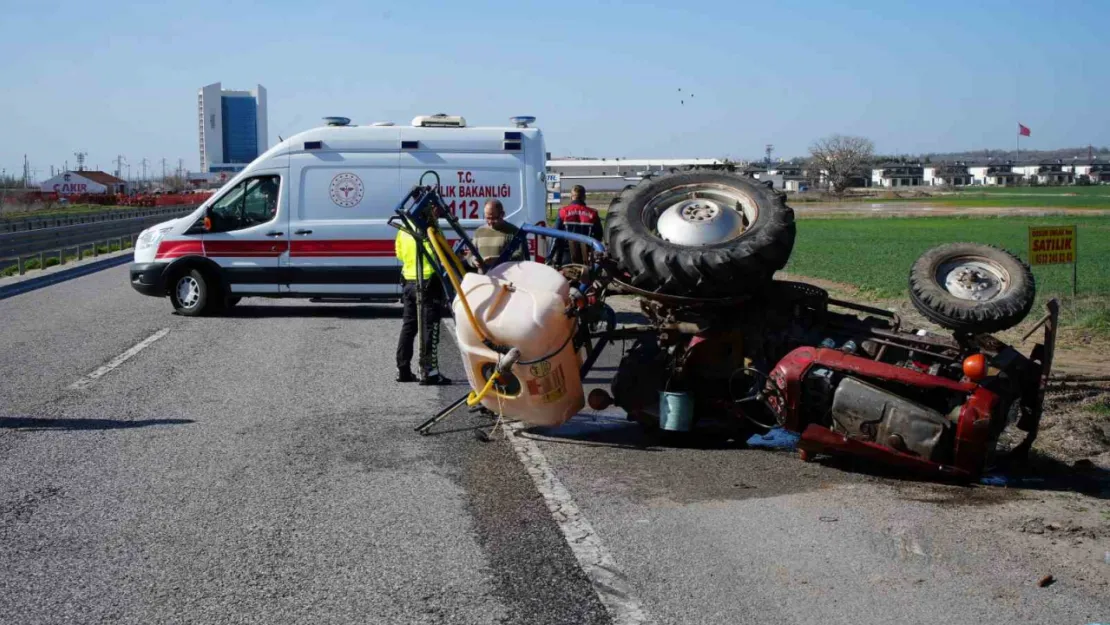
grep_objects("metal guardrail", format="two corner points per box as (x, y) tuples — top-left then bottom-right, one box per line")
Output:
(1, 236), (138, 276)
(0, 207), (197, 277)
(0, 205), (197, 233)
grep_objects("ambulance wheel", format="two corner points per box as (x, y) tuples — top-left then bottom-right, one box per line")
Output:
(170, 269), (211, 316)
(908, 243), (1035, 334)
(606, 170), (796, 297)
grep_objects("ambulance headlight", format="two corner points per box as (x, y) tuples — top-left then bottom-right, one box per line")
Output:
(137, 227), (170, 251)
(136, 229), (155, 249)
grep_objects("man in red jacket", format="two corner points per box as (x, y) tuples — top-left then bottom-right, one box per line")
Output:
(548, 185), (603, 266)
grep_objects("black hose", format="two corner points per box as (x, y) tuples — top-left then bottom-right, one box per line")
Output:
(517, 317), (580, 366)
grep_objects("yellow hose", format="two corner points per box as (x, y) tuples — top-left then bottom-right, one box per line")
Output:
(426, 226), (492, 344)
(434, 230), (468, 279)
(425, 226), (512, 405)
(467, 371), (501, 406)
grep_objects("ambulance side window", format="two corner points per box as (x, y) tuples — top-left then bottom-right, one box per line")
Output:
(208, 176), (281, 232)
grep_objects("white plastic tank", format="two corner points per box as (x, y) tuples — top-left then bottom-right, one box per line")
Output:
(452, 261), (584, 427)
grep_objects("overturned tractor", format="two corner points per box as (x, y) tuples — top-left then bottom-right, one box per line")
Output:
(401, 169), (1055, 481)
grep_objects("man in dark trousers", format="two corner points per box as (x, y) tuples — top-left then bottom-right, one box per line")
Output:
(547, 185), (603, 267)
(395, 229), (451, 385)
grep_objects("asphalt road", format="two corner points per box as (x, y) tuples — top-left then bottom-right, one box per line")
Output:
(0, 266), (606, 625)
(1, 267), (1108, 624)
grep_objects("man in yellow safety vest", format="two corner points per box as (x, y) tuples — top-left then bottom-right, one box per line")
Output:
(395, 230), (451, 385)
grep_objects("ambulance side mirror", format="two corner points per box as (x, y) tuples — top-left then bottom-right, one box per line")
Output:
(203, 206), (213, 232)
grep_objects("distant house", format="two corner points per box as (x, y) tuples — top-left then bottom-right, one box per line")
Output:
(1072, 159), (1110, 184)
(803, 167), (869, 190)
(741, 165), (767, 179)
(968, 162), (1021, 186)
(38, 170), (127, 196)
(871, 164), (924, 188)
(924, 163), (972, 186)
(1014, 162), (1074, 185)
(757, 164), (810, 191)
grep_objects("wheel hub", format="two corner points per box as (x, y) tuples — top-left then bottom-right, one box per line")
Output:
(176, 276), (200, 308)
(939, 260), (1006, 301)
(656, 198), (746, 246)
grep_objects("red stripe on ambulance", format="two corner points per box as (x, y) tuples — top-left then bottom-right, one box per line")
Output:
(289, 240), (394, 257)
(154, 240), (204, 260)
(204, 240), (288, 257)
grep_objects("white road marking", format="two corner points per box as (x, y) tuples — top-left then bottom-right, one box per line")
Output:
(69, 328), (170, 390)
(443, 318), (647, 624)
(504, 422), (649, 624)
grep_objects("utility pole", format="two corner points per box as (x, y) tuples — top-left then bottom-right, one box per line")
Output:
(74, 151), (88, 171)
(765, 144), (773, 166)
(140, 158), (149, 191)
(161, 157), (167, 184)
(114, 154), (126, 179)
(23, 154), (30, 188)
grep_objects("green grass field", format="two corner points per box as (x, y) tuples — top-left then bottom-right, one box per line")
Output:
(0, 204), (128, 221)
(788, 184), (1110, 209)
(785, 215), (1110, 333)
(951, 186), (1109, 195)
(931, 191), (1110, 210)
(936, 185), (1110, 209)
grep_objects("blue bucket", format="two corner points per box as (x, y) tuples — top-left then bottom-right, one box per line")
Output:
(658, 391), (694, 432)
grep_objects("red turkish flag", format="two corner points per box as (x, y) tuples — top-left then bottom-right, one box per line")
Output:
(1018, 123), (1031, 137)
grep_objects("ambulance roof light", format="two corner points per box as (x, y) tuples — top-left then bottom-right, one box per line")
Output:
(324, 116), (351, 127)
(511, 116), (536, 128)
(413, 114), (466, 128)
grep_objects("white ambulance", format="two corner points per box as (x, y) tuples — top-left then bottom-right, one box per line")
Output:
(130, 114), (549, 315)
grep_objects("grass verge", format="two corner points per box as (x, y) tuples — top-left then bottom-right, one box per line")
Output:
(784, 214), (1110, 335)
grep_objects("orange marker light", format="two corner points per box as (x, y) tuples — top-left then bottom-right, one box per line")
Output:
(962, 353), (987, 381)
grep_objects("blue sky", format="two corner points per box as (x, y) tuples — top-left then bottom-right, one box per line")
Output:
(1, 0), (1106, 178)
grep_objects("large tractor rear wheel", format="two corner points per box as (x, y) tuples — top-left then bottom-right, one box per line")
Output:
(606, 170), (796, 297)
